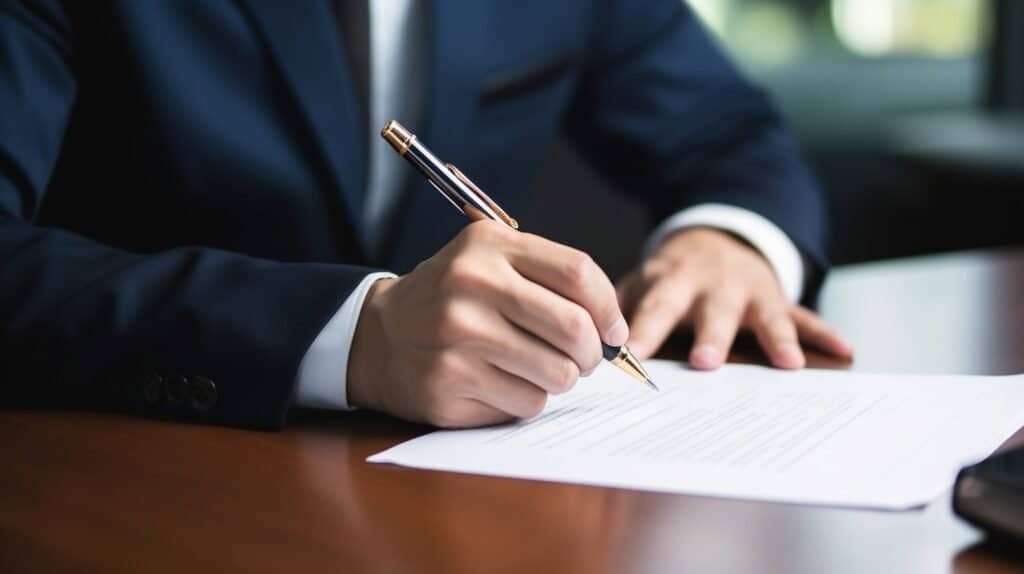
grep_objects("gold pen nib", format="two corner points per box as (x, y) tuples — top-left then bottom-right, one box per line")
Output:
(610, 345), (658, 392)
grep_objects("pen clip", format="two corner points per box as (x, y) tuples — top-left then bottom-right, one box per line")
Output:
(446, 164), (519, 230)
(429, 175), (489, 223)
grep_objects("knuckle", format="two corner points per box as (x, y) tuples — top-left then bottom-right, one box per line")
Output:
(521, 389), (548, 418)
(550, 359), (580, 393)
(560, 306), (592, 342)
(439, 259), (473, 295)
(423, 351), (460, 385)
(436, 304), (474, 342)
(464, 220), (509, 245)
(441, 259), (495, 295)
(564, 250), (595, 287)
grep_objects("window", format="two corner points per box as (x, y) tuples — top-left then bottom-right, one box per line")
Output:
(687, 0), (989, 72)
(681, 1), (1001, 264)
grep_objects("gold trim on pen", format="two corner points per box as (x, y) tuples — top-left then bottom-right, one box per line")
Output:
(447, 164), (519, 229)
(381, 120), (415, 155)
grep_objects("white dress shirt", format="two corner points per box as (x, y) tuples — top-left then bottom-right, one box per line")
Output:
(294, 0), (805, 410)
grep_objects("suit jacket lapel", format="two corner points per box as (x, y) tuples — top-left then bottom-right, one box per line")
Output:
(237, 0), (368, 250)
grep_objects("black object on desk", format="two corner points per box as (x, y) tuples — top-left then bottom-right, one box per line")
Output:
(953, 444), (1024, 543)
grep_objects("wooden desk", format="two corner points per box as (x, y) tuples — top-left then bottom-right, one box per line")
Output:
(3, 249), (1024, 573)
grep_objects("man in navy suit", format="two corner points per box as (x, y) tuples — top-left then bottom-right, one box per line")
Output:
(0, 1), (851, 429)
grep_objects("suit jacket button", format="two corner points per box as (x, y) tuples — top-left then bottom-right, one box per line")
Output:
(142, 373), (163, 406)
(164, 375), (189, 406)
(188, 376), (218, 412)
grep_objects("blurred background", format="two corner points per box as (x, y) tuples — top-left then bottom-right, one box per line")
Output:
(528, 0), (1024, 279)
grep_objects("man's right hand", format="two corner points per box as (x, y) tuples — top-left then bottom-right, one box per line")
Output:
(347, 221), (629, 428)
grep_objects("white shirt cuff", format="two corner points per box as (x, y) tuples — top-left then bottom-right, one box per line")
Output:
(294, 271), (397, 410)
(642, 203), (805, 302)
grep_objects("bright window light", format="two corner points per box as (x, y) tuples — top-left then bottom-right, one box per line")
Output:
(832, 0), (897, 56)
(687, 0), (731, 36)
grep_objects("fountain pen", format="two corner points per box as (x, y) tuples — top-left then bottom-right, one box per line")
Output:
(381, 120), (657, 391)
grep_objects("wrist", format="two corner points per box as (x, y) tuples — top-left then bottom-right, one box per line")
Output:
(646, 205), (806, 302)
(653, 227), (751, 260)
(347, 277), (398, 410)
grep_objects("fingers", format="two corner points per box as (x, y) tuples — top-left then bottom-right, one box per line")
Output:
(430, 398), (516, 429)
(420, 349), (550, 427)
(626, 278), (697, 359)
(747, 300), (805, 370)
(466, 364), (549, 420)
(689, 292), (745, 370)
(473, 311), (585, 395)
(506, 233), (628, 346)
(495, 278), (603, 376)
(790, 305), (854, 359)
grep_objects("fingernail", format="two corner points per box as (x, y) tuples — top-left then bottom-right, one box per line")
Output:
(606, 316), (629, 346)
(775, 343), (805, 369)
(690, 344), (722, 370)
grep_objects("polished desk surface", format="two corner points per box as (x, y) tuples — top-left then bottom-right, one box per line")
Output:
(3, 249), (1024, 574)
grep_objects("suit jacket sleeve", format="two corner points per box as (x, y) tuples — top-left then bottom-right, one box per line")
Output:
(0, 1), (372, 429)
(564, 0), (828, 282)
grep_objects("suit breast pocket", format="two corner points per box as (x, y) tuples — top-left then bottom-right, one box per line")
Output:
(479, 51), (578, 106)
(475, 51), (579, 143)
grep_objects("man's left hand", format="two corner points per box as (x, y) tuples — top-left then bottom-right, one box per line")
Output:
(616, 228), (853, 369)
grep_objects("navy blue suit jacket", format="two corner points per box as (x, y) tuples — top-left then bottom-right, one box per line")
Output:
(0, 0), (826, 429)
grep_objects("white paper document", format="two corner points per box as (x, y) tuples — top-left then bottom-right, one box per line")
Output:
(368, 361), (1024, 510)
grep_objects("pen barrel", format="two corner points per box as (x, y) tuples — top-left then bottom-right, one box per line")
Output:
(403, 143), (464, 210)
(403, 141), (503, 223)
